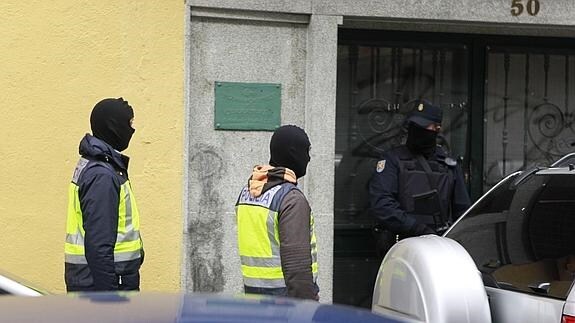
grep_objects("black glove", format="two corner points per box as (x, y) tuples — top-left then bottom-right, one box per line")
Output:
(410, 223), (436, 237)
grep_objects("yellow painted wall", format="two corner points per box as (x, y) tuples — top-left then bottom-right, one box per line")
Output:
(0, 1), (184, 293)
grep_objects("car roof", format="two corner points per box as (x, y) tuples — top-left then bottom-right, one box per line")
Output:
(506, 165), (575, 189)
(535, 166), (575, 175)
(550, 152), (575, 167)
(0, 292), (403, 323)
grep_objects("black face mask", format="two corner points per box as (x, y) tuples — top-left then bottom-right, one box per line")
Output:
(406, 123), (438, 157)
(90, 98), (135, 152)
(269, 125), (311, 178)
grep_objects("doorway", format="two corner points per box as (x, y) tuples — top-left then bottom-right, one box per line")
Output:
(333, 29), (575, 308)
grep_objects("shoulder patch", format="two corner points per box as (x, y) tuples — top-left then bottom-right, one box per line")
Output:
(376, 160), (386, 173)
(71, 157), (90, 184)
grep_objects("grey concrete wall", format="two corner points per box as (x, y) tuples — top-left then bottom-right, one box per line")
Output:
(313, 0), (575, 25)
(188, 0), (575, 36)
(185, 6), (340, 302)
(303, 14), (341, 302)
(189, 0), (311, 14)
(189, 0), (575, 26)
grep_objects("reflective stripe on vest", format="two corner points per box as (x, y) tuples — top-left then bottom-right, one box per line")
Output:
(236, 183), (318, 288)
(65, 158), (142, 265)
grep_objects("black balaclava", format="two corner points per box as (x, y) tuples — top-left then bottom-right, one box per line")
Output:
(406, 122), (438, 157)
(90, 98), (135, 152)
(269, 125), (311, 178)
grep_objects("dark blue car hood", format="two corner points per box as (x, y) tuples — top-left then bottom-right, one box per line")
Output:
(0, 292), (399, 323)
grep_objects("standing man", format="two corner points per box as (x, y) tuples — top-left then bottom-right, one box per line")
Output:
(235, 125), (319, 300)
(65, 97), (144, 292)
(368, 100), (470, 257)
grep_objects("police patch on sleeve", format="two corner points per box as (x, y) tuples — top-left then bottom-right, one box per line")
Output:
(376, 160), (386, 173)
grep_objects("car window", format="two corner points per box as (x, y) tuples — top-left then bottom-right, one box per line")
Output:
(447, 172), (575, 300)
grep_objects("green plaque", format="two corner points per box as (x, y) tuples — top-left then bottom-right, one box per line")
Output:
(214, 81), (281, 131)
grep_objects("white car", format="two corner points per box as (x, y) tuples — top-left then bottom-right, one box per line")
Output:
(0, 271), (43, 296)
(373, 156), (575, 323)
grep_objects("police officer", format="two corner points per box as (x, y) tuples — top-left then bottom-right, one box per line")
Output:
(235, 125), (319, 300)
(368, 100), (470, 255)
(65, 98), (144, 292)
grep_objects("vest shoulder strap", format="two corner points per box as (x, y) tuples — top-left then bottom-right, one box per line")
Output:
(237, 182), (300, 212)
(269, 182), (299, 212)
(395, 146), (413, 160)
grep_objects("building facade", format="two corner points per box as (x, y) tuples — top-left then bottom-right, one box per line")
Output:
(185, 0), (575, 305)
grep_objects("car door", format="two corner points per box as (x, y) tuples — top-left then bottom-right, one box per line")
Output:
(447, 170), (575, 322)
(485, 287), (564, 322)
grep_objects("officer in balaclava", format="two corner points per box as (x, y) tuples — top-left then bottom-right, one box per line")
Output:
(235, 125), (320, 300)
(90, 98), (135, 152)
(65, 98), (144, 292)
(269, 125), (311, 178)
(404, 100), (443, 157)
(368, 100), (470, 258)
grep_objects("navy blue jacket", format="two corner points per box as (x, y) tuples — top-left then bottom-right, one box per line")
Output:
(65, 134), (141, 291)
(368, 145), (470, 235)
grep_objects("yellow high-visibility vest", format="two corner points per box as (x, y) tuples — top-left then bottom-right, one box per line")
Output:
(236, 183), (318, 288)
(64, 157), (143, 265)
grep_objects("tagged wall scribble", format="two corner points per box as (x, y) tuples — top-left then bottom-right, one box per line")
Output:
(187, 144), (225, 292)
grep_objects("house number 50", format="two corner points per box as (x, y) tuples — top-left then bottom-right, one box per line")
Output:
(511, 0), (540, 16)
